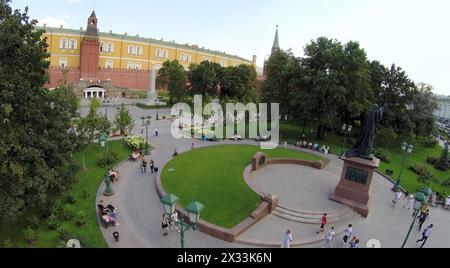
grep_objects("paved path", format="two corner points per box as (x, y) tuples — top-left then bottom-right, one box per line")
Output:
(94, 104), (450, 248)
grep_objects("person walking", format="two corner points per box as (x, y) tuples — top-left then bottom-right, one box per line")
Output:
(155, 128), (159, 137)
(418, 209), (430, 231)
(323, 226), (335, 248)
(149, 160), (155, 174)
(141, 157), (148, 173)
(403, 193), (414, 210)
(161, 214), (169, 237)
(282, 230), (293, 248)
(392, 190), (402, 207)
(416, 224), (433, 248)
(349, 238), (360, 248)
(317, 214), (327, 234)
(113, 231), (119, 242)
(342, 224), (353, 246)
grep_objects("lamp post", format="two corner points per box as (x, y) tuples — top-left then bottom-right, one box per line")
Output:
(156, 98), (160, 120)
(341, 124), (353, 155)
(99, 133), (114, 196)
(161, 194), (204, 248)
(103, 99), (111, 119)
(393, 142), (414, 191)
(141, 115), (152, 155)
(401, 192), (426, 248)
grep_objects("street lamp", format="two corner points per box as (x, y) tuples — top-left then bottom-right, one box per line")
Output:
(160, 194), (205, 248)
(401, 192), (426, 248)
(103, 99), (111, 119)
(141, 115), (152, 155)
(99, 133), (114, 196)
(393, 142), (414, 191)
(342, 124), (353, 155)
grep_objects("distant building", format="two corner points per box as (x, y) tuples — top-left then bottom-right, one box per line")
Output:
(39, 11), (256, 98)
(262, 25), (281, 78)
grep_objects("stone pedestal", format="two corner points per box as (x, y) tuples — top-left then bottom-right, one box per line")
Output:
(330, 156), (380, 218)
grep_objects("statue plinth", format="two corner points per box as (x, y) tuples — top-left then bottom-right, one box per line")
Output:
(330, 156), (380, 218)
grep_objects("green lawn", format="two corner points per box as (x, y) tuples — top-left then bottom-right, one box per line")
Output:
(0, 140), (130, 248)
(161, 144), (323, 229)
(279, 121), (450, 196)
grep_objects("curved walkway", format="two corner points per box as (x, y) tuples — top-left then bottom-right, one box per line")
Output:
(96, 118), (450, 248)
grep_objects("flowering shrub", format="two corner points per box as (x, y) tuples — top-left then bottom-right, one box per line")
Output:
(125, 136), (146, 150)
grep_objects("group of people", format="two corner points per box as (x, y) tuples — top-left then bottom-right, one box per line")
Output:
(161, 212), (181, 236)
(97, 201), (119, 228)
(141, 157), (156, 174)
(296, 140), (330, 155)
(130, 150), (141, 162)
(108, 168), (119, 183)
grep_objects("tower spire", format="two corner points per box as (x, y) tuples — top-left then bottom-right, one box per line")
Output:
(272, 25), (280, 54)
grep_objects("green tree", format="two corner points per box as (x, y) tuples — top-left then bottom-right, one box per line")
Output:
(188, 61), (224, 97)
(409, 83), (438, 137)
(114, 104), (134, 137)
(0, 0), (76, 221)
(78, 99), (111, 143)
(157, 60), (187, 103)
(221, 64), (257, 102)
(436, 147), (449, 171)
(375, 126), (398, 151)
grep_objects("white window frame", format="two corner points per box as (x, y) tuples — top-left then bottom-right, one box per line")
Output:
(135, 62), (142, 70)
(105, 60), (113, 69)
(59, 57), (68, 68)
(136, 46), (142, 56)
(60, 38), (68, 49)
(107, 42), (114, 53)
(163, 50), (168, 59)
(128, 45), (136, 55)
(100, 42), (105, 52)
(70, 39), (77, 50)
(127, 62), (134, 69)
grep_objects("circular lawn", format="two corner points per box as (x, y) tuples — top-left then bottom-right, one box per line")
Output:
(161, 144), (324, 229)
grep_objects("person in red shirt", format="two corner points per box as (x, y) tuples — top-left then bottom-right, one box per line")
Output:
(317, 213), (327, 234)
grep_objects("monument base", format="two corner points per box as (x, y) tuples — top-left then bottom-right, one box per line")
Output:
(330, 156), (380, 218)
(138, 100), (167, 107)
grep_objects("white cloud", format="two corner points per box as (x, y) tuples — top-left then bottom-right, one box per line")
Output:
(37, 17), (69, 28)
(67, 0), (81, 4)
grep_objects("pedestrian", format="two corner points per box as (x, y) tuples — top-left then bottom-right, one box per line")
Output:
(161, 214), (169, 237)
(403, 193), (414, 210)
(155, 128), (159, 137)
(342, 224), (353, 246)
(282, 230), (293, 248)
(141, 157), (148, 173)
(173, 148), (178, 157)
(416, 224), (433, 248)
(349, 238), (360, 248)
(191, 143), (195, 150)
(149, 160), (155, 174)
(170, 211), (181, 233)
(317, 213), (327, 234)
(392, 190), (402, 207)
(323, 226), (335, 248)
(418, 209), (430, 231)
(113, 231), (119, 242)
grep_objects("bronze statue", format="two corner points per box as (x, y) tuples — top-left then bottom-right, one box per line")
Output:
(346, 104), (385, 159)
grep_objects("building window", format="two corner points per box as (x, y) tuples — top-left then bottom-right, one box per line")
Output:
(70, 39), (77, 50)
(59, 58), (68, 68)
(181, 53), (192, 62)
(163, 50), (168, 59)
(60, 38), (68, 49)
(136, 46), (142, 56)
(135, 62), (142, 70)
(100, 42), (105, 52)
(202, 56), (211, 62)
(128, 46), (136, 55)
(107, 42), (114, 53)
(127, 62), (134, 69)
(220, 59), (227, 67)
(105, 60), (113, 69)
(156, 49), (167, 59)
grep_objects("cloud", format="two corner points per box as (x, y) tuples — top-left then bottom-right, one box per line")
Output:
(67, 0), (81, 4)
(37, 17), (69, 28)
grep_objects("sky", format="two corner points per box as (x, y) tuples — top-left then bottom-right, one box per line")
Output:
(9, 0), (450, 95)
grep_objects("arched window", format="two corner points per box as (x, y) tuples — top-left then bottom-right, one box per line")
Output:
(135, 62), (141, 70)
(70, 39), (77, 50)
(105, 60), (113, 69)
(59, 58), (68, 68)
(107, 42), (114, 53)
(127, 62), (134, 69)
(100, 42), (105, 52)
(60, 38), (68, 49)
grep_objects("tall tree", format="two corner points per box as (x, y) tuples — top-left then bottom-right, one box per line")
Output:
(188, 61), (223, 97)
(221, 64), (257, 102)
(409, 83), (438, 137)
(157, 60), (187, 103)
(0, 0), (76, 221)
(114, 104), (134, 137)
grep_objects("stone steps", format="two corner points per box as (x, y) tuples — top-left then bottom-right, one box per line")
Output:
(273, 205), (357, 225)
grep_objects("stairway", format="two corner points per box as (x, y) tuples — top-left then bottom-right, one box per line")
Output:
(272, 204), (358, 225)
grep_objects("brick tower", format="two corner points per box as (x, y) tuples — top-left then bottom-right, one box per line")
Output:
(80, 11), (100, 80)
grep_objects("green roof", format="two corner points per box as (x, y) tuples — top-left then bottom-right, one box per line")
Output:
(36, 26), (253, 63)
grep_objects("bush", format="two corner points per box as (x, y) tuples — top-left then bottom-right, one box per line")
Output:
(43, 199), (63, 218)
(427, 156), (438, 165)
(441, 179), (450, 187)
(424, 136), (438, 148)
(63, 205), (75, 221)
(27, 215), (40, 230)
(410, 164), (434, 183)
(57, 226), (70, 241)
(47, 214), (59, 230)
(3, 238), (14, 248)
(97, 150), (119, 168)
(23, 226), (36, 244)
(64, 192), (77, 205)
(75, 212), (87, 227)
(124, 136), (146, 151)
(374, 149), (390, 163)
(82, 189), (90, 199)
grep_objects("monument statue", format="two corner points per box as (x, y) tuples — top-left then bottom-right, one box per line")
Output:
(345, 104), (385, 159)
